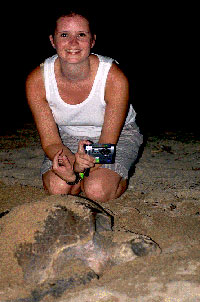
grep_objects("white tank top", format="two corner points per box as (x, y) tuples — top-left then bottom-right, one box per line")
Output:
(43, 54), (136, 138)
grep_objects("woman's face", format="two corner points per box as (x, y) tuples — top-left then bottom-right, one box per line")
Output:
(50, 15), (96, 64)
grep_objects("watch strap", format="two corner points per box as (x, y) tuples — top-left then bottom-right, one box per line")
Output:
(66, 172), (82, 185)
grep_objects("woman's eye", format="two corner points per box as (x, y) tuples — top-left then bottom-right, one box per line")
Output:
(61, 33), (68, 37)
(78, 33), (86, 37)
(59, 32), (89, 40)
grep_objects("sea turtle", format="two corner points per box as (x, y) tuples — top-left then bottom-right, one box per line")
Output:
(0, 195), (161, 301)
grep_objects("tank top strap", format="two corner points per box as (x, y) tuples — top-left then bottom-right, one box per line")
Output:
(92, 54), (115, 102)
(40, 62), (45, 81)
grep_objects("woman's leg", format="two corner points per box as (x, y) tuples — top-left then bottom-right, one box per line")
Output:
(42, 170), (81, 195)
(42, 167), (128, 202)
(82, 168), (128, 203)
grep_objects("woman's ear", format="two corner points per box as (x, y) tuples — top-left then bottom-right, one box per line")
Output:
(49, 35), (56, 49)
(91, 34), (96, 49)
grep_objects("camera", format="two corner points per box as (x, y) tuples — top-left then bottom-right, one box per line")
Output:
(84, 143), (116, 164)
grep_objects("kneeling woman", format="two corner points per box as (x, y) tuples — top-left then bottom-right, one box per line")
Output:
(26, 9), (143, 202)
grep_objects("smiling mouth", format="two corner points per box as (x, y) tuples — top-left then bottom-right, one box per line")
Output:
(66, 50), (81, 54)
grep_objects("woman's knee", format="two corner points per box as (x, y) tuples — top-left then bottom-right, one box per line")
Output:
(83, 175), (122, 202)
(42, 170), (82, 195)
(42, 171), (70, 195)
(83, 169), (128, 202)
(83, 180), (109, 202)
(44, 179), (69, 195)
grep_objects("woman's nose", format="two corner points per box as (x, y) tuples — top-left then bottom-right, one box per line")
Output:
(68, 36), (79, 45)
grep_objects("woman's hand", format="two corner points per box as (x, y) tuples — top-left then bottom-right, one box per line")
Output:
(52, 149), (76, 183)
(74, 140), (96, 173)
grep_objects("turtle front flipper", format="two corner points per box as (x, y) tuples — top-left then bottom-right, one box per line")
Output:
(29, 268), (98, 301)
(95, 212), (113, 232)
(5, 268), (98, 302)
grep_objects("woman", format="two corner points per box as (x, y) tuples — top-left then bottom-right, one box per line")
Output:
(26, 9), (143, 202)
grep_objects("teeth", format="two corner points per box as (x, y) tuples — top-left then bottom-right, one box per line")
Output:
(67, 50), (80, 53)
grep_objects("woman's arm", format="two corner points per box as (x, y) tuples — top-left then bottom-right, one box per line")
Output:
(89, 63), (130, 173)
(26, 66), (75, 164)
(99, 63), (130, 144)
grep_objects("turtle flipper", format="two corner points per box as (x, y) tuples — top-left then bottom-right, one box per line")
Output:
(30, 270), (98, 301)
(95, 213), (113, 232)
(5, 270), (98, 302)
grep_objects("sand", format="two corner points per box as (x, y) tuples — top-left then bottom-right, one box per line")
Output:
(0, 123), (200, 301)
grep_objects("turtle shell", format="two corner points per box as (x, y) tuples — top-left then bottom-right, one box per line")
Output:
(0, 195), (112, 289)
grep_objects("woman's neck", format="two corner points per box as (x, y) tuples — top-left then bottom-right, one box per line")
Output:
(59, 58), (91, 82)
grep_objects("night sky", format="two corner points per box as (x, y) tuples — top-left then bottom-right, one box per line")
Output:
(1, 4), (197, 135)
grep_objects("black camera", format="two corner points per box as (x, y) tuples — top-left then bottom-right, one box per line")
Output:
(84, 143), (116, 164)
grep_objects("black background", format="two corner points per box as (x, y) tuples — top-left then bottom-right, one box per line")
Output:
(1, 4), (198, 135)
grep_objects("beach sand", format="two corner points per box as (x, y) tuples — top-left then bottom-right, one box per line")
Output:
(0, 123), (200, 301)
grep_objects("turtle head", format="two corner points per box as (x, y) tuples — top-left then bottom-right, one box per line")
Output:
(111, 230), (161, 264)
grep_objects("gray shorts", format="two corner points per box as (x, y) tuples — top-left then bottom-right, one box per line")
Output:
(40, 122), (143, 179)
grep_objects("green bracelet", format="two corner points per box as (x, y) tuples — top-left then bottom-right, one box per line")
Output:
(79, 172), (84, 180)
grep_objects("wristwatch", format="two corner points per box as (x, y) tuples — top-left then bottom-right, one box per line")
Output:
(66, 172), (82, 185)
(52, 169), (85, 186)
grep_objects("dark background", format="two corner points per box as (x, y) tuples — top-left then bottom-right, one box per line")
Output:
(1, 4), (198, 135)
